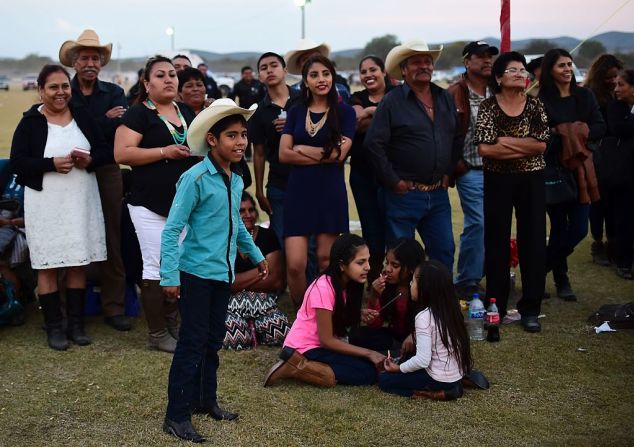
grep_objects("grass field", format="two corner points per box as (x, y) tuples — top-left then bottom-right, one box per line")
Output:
(0, 88), (633, 446)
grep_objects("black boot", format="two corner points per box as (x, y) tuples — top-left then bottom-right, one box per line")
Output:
(66, 288), (91, 345)
(39, 291), (69, 351)
(554, 274), (577, 302)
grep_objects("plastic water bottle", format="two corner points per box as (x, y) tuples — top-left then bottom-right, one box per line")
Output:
(468, 294), (486, 341)
(486, 298), (501, 343)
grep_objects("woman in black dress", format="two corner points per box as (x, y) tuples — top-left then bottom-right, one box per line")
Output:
(279, 55), (356, 308)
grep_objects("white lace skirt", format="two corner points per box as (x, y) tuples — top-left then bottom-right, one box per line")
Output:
(24, 119), (106, 269)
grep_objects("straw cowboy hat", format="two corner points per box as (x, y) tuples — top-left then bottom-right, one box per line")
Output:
(385, 39), (444, 80)
(187, 98), (258, 156)
(59, 29), (113, 67)
(284, 39), (331, 75)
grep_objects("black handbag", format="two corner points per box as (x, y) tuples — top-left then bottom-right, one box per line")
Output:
(544, 160), (578, 205)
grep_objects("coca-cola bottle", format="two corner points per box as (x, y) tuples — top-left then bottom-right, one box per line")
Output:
(486, 298), (500, 342)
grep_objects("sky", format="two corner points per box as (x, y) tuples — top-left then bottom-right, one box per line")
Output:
(3, 0), (633, 60)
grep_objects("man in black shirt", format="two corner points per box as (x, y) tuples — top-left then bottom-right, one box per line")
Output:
(230, 66), (266, 108)
(366, 40), (462, 273)
(248, 52), (299, 246)
(59, 29), (131, 331)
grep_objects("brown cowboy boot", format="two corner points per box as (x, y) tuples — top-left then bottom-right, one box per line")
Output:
(264, 347), (336, 388)
(412, 384), (463, 401)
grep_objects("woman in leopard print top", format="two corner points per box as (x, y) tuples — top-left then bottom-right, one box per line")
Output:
(474, 51), (550, 333)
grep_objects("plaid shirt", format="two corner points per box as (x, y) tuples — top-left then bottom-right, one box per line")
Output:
(463, 86), (491, 168)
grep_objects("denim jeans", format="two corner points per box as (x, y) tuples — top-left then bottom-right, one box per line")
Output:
(378, 369), (461, 397)
(266, 186), (285, 249)
(546, 201), (590, 282)
(166, 272), (230, 422)
(384, 188), (455, 273)
(303, 348), (377, 386)
(455, 169), (485, 287)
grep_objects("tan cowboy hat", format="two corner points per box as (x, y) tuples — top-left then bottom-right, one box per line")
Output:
(284, 39), (331, 75)
(59, 29), (113, 67)
(187, 98), (258, 156)
(385, 39), (443, 80)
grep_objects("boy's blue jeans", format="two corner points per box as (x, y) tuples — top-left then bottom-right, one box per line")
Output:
(166, 272), (230, 422)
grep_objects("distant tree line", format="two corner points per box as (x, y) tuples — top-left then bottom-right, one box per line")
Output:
(331, 35), (634, 72)
(3, 37), (634, 76)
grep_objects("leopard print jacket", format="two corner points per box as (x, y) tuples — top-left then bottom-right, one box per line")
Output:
(474, 95), (550, 173)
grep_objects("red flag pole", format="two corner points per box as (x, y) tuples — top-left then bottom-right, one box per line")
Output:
(500, 0), (511, 52)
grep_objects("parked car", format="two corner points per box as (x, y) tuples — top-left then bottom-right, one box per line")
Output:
(22, 74), (38, 91)
(0, 75), (9, 91)
(209, 71), (234, 98)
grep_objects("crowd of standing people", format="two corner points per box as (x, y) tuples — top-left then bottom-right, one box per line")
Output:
(5, 27), (634, 443)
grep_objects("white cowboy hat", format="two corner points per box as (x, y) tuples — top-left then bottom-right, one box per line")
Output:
(385, 39), (443, 80)
(187, 98), (258, 156)
(284, 39), (331, 75)
(59, 29), (113, 67)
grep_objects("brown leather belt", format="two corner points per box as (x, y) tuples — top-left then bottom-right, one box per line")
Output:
(405, 180), (442, 192)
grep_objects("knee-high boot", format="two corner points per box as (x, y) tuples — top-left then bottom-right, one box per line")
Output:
(140, 280), (176, 353)
(164, 296), (180, 341)
(39, 291), (69, 351)
(66, 288), (91, 345)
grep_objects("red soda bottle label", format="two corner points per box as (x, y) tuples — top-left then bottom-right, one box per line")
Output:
(486, 312), (500, 326)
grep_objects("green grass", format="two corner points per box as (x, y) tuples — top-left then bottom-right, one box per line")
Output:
(1, 89), (633, 446)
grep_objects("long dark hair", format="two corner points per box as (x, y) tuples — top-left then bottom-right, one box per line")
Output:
(585, 54), (624, 108)
(135, 55), (174, 104)
(411, 260), (472, 375)
(380, 238), (426, 325)
(539, 48), (578, 99)
(308, 233), (367, 337)
(300, 54), (342, 161)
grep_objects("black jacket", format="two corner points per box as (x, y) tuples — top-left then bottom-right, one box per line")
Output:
(10, 103), (111, 191)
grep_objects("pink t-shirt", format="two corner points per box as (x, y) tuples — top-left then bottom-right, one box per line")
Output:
(284, 275), (342, 354)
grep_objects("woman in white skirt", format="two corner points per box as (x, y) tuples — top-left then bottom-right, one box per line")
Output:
(11, 65), (109, 350)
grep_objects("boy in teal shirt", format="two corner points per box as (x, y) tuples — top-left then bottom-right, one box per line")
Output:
(160, 99), (266, 443)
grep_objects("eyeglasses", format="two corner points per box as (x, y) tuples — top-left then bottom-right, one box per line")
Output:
(504, 68), (529, 77)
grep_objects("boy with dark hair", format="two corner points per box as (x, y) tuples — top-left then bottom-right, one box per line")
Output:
(160, 98), (267, 443)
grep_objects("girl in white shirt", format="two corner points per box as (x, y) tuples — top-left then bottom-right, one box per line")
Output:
(378, 260), (472, 399)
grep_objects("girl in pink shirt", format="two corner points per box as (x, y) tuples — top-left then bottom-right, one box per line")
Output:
(265, 234), (386, 387)
(379, 260), (473, 399)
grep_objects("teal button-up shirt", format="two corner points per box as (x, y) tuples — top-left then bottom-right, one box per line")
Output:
(160, 155), (264, 286)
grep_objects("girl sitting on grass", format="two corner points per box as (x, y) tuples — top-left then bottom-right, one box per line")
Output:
(379, 260), (472, 400)
(349, 238), (425, 356)
(264, 233), (386, 387)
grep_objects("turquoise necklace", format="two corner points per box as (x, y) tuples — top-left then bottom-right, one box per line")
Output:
(145, 99), (188, 145)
